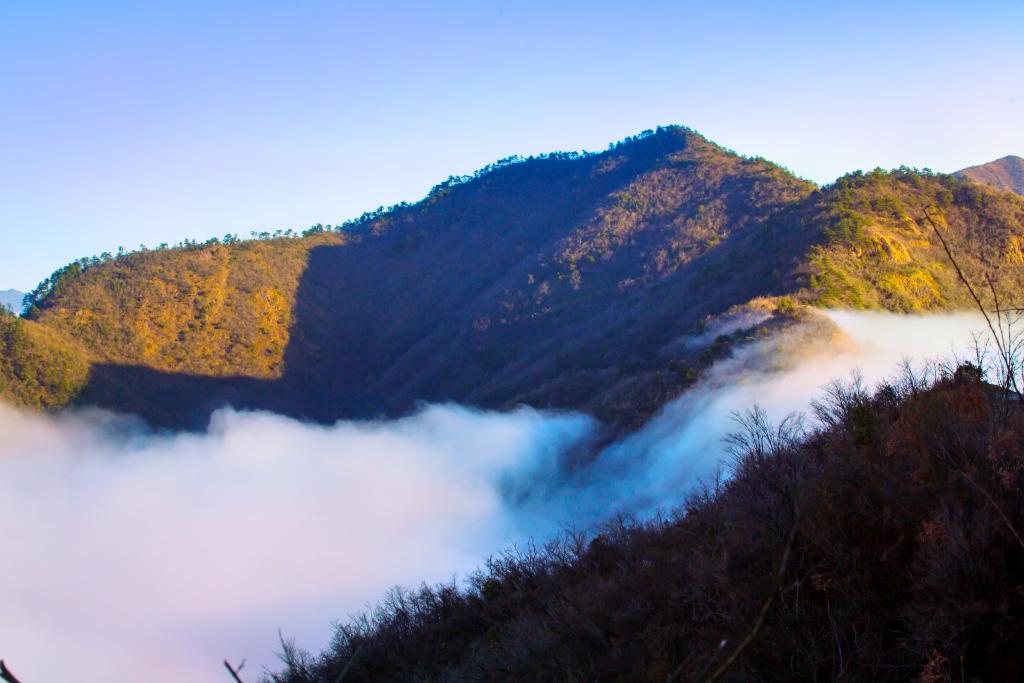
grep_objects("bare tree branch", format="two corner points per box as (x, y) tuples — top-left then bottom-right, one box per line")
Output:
(332, 648), (362, 683)
(0, 661), (23, 683)
(961, 471), (1024, 554)
(224, 659), (246, 683)
(923, 208), (1024, 401)
(924, 210), (1001, 345)
(666, 506), (800, 683)
(700, 505), (800, 683)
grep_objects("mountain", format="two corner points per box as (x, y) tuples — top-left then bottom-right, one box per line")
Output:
(956, 155), (1024, 194)
(5, 127), (1024, 429)
(0, 289), (23, 314)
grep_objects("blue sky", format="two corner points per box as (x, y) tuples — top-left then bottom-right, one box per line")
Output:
(1, 0), (1022, 290)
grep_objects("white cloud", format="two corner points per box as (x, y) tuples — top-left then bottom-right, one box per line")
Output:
(0, 310), (992, 682)
(0, 405), (593, 682)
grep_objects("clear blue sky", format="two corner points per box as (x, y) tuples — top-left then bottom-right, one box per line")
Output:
(1, 0), (1022, 290)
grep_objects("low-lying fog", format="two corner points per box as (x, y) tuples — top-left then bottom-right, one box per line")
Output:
(0, 311), (990, 681)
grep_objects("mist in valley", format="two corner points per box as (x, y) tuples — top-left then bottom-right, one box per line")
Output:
(0, 311), (992, 682)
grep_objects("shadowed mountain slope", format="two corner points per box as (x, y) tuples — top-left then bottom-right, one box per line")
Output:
(8, 128), (1024, 429)
(956, 155), (1024, 194)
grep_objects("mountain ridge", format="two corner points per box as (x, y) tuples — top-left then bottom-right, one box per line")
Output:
(4, 127), (1024, 430)
(0, 289), (23, 314)
(956, 155), (1024, 194)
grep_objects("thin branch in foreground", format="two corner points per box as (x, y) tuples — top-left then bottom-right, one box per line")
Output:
(224, 659), (246, 683)
(985, 273), (1024, 398)
(666, 506), (801, 683)
(702, 506), (800, 683)
(0, 661), (23, 683)
(332, 647), (362, 683)
(961, 471), (1024, 554)
(923, 208), (1024, 401)
(923, 210), (1001, 346)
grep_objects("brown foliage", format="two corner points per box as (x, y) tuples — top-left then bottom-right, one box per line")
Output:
(268, 367), (1024, 683)
(956, 156), (1024, 196)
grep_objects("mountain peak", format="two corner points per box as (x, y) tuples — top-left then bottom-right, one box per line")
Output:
(955, 155), (1024, 194)
(0, 289), (24, 314)
(6, 131), (1024, 432)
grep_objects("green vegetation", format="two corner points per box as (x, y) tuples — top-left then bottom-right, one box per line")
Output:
(801, 168), (1024, 311)
(0, 306), (90, 409)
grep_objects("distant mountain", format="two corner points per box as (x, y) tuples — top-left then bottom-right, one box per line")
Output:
(5, 126), (1024, 427)
(956, 155), (1024, 194)
(0, 289), (23, 314)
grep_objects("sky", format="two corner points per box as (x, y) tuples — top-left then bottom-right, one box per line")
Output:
(1, 0), (1022, 290)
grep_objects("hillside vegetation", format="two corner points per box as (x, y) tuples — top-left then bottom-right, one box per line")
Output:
(27, 232), (343, 378)
(800, 168), (1024, 310)
(0, 307), (90, 409)
(268, 366), (1024, 683)
(4, 126), (1024, 429)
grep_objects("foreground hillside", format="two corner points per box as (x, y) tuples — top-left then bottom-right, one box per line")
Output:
(268, 366), (1024, 682)
(5, 127), (1024, 430)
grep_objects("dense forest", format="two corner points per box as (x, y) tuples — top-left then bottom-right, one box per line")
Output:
(2, 126), (1023, 434)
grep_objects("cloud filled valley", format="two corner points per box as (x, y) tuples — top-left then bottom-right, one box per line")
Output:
(0, 311), (995, 681)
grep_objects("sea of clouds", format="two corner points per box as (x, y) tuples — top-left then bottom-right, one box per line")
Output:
(0, 311), (992, 682)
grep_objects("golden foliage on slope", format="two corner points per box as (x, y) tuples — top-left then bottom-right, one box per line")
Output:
(0, 311), (90, 409)
(803, 169), (1024, 311)
(32, 233), (344, 378)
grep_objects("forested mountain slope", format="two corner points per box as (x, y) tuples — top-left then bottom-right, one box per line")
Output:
(798, 167), (1024, 309)
(27, 233), (343, 379)
(5, 127), (1024, 429)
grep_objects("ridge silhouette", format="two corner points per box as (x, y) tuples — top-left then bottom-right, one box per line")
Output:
(72, 128), (817, 430)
